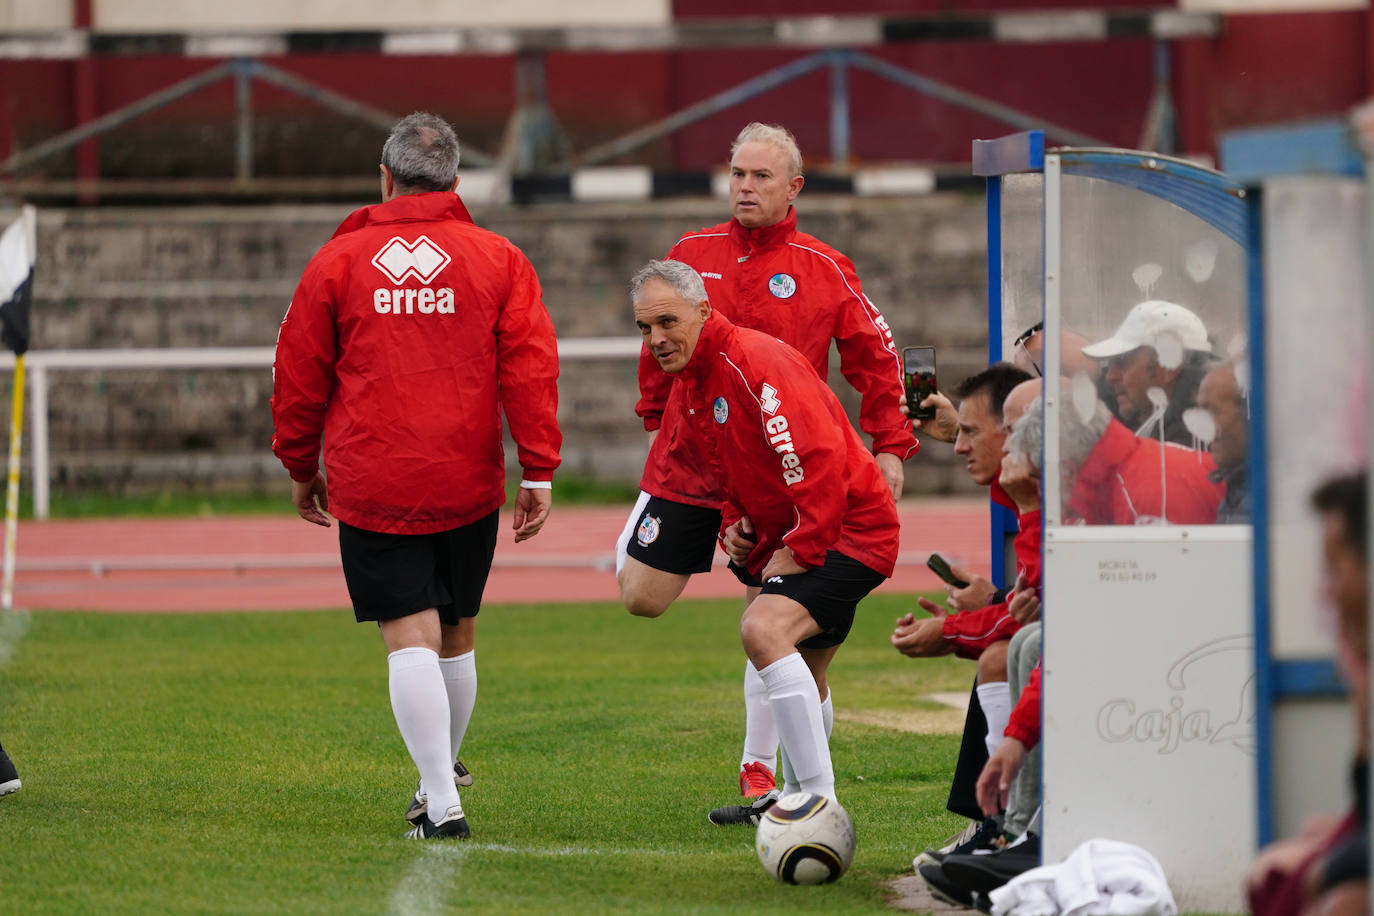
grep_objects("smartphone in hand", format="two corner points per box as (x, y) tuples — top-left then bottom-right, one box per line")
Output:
(903, 346), (937, 420)
(926, 552), (969, 589)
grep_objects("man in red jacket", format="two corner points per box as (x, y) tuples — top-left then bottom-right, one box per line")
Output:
(1060, 384), (1221, 525)
(631, 258), (900, 817)
(617, 122), (917, 814)
(272, 113), (561, 840)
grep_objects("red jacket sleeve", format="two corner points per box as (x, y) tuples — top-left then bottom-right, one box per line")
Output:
(1012, 509), (1042, 587)
(496, 248), (562, 481)
(1004, 663), (1041, 748)
(827, 253), (919, 459)
(635, 344), (671, 432)
(271, 257), (339, 483)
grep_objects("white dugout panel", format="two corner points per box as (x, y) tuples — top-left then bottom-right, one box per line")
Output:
(1258, 175), (1366, 837)
(1040, 527), (1253, 911)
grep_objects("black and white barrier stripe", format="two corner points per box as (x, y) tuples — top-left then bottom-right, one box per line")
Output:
(450, 166), (980, 205)
(0, 11), (1220, 60)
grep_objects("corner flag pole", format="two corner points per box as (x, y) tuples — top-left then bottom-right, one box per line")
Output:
(2, 350), (23, 610)
(0, 204), (35, 612)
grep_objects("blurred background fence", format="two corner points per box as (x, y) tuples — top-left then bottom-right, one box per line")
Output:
(0, 0), (1367, 507)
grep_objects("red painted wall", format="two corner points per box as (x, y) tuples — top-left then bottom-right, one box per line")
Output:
(0, 5), (1367, 179)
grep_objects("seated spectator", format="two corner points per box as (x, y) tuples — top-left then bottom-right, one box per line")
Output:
(1059, 384), (1223, 525)
(917, 389), (1046, 907)
(1081, 300), (1216, 447)
(1247, 473), (1368, 916)
(893, 374), (1041, 900)
(1191, 358), (1250, 523)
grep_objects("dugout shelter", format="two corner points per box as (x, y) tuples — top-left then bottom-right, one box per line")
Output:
(975, 129), (1256, 911)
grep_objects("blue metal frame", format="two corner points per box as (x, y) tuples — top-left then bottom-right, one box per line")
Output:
(1058, 150), (1248, 245)
(976, 131), (1044, 586)
(1244, 185), (1275, 846)
(1221, 118), (1364, 184)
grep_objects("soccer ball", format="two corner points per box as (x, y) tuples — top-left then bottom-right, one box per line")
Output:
(755, 792), (856, 884)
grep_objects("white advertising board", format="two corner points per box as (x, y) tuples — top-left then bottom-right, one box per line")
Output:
(1042, 525), (1255, 912)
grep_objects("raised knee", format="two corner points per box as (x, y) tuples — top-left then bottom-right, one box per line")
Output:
(620, 582), (669, 618)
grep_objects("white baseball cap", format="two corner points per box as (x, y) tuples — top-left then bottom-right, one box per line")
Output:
(1080, 300), (1212, 360)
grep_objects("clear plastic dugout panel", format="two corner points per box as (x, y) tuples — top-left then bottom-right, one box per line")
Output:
(1053, 167), (1247, 526)
(1038, 151), (1255, 912)
(999, 172), (1044, 364)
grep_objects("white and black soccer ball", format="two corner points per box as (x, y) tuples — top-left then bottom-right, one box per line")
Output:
(755, 792), (856, 885)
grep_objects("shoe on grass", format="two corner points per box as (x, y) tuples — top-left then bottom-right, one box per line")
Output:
(708, 788), (779, 826)
(918, 815), (1005, 868)
(913, 818), (981, 870)
(454, 759), (473, 787)
(404, 804), (470, 840)
(916, 861), (975, 908)
(404, 761), (473, 825)
(0, 747), (19, 797)
(940, 833), (1041, 895)
(738, 761), (776, 799)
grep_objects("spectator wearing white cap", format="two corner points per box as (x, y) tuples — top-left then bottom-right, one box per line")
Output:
(1081, 300), (1217, 448)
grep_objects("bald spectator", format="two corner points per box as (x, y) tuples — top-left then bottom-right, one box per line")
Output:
(1081, 300), (1216, 447)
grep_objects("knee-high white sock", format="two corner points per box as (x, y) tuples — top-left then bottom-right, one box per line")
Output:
(388, 647), (461, 819)
(439, 650), (476, 763)
(759, 654), (835, 801)
(780, 689), (832, 796)
(741, 661), (778, 772)
(976, 681), (1012, 757)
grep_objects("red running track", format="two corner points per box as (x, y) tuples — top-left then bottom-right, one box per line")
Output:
(8, 498), (990, 613)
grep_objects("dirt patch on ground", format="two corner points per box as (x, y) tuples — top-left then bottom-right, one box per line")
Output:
(836, 690), (970, 735)
(886, 874), (974, 913)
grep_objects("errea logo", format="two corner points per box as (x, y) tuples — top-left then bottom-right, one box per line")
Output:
(373, 235), (451, 284)
(759, 383), (780, 416)
(371, 235), (457, 316)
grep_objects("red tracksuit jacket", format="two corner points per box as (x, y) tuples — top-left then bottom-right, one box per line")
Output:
(672, 311), (899, 579)
(1067, 418), (1222, 525)
(271, 192), (561, 535)
(636, 207), (918, 507)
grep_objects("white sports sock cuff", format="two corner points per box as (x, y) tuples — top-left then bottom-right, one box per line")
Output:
(439, 650), (475, 665)
(388, 646), (439, 668)
(757, 654), (811, 692)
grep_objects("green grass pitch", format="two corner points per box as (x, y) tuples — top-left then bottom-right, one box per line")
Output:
(0, 594), (976, 914)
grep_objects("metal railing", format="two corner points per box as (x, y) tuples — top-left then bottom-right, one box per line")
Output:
(0, 339), (642, 520)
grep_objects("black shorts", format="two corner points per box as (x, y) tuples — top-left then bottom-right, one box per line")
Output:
(620, 493), (720, 576)
(731, 550), (886, 650)
(338, 511), (499, 625)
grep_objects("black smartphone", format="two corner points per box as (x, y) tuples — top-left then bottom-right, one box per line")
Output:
(903, 346), (937, 420)
(926, 552), (969, 589)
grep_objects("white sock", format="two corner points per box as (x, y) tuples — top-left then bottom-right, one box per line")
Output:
(759, 654), (835, 801)
(781, 689), (832, 796)
(388, 647), (461, 819)
(741, 661), (778, 772)
(439, 650), (476, 763)
(977, 681), (1012, 757)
